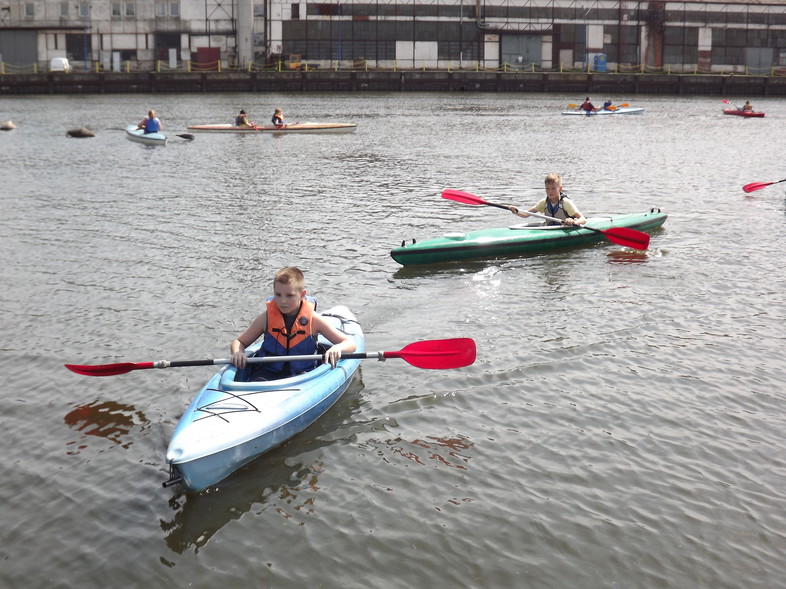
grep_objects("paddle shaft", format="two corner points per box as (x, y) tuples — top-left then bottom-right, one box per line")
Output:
(65, 353), (399, 374)
(64, 337), (476, 375)
(514, 208), (649, 247)
(153, 351), (415, 368)
(515, 208), (582, 226)
(476, 198), (589, 229)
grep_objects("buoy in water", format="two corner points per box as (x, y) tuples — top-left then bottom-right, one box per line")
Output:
(67, 127), (95, 138)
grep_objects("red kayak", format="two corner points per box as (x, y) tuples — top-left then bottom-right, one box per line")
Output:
(722, 108), (765, 118)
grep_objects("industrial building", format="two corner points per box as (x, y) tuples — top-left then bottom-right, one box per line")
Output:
(1, 0), (786, 74)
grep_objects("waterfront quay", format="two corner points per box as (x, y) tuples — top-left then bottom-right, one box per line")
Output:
(2, 69), (785, 96)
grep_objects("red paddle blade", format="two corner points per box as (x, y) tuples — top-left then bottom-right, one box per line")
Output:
(65, 362), (154, 376)
(441, 189), (489, 206)
(742, 182), (773, 193)
(385, 338), (476, 369)
(603, 227), (651, 250)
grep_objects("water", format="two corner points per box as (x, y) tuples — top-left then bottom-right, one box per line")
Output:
(1, 92), (785, 588)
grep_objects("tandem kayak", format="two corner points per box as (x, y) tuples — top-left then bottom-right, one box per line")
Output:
(562, 107), (645, 116)
(722, 108), (765, 118)
(186, 122), (357, 134)
(390, 210), (667, 266)
(125, 125), (167, 146)
(165, 305), (364, 492)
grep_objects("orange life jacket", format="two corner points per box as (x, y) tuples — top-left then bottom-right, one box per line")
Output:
(260, 299), (318, 374)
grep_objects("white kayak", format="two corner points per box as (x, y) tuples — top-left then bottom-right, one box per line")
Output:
(164, 305), (364, 491)
(125, 125), (167, 145)
(186, 122), (357, 134)
(562, 107), (645, 116)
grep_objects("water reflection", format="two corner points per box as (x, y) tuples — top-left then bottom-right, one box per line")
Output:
(389, 434), (474, 470)
(162, 455), (326, 554)
(392, 260), (508, 280)
(606, 249), (657, 264)
(63, 400), (148, 454)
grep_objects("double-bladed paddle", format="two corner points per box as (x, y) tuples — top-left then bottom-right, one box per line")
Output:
(64, 338), (476, 376)
(742, 178), (786, 193)
(441, 189), (651, 250)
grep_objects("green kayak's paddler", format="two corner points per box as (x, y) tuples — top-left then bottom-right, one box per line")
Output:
(508, 173), (587, 227)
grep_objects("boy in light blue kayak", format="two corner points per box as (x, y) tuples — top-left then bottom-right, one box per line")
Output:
(229, 266), (356, 377)
(508, 173), (587, 227)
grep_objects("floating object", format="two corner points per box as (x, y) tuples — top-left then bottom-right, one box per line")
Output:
(1, 121), (16, 131)
(67, 127), (95, 138)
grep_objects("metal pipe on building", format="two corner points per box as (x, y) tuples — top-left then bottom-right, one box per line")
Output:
(237, 0), (253, 67)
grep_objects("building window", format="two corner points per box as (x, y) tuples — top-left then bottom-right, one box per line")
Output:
(112, 3), (122, 17)
(292, 3), (300, 20)
(24, 3), (34, 17)
(125, 3), (135, 17)
(156, 2), (179, 17)
(79, 2), (90, 18)
(60, 2), (69, 17)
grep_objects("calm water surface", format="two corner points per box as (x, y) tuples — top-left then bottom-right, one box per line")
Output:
(1, 91), (785, 588)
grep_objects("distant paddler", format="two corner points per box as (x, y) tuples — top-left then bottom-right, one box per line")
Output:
(235, 109), (256, 128)
(579, 97), (599, 112)
(272, 108), (286, 128)
(137, 109), (162, 134)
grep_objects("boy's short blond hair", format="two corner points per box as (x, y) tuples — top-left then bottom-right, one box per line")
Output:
(274, 266), (305, 289)
(545, 173), (562, 187)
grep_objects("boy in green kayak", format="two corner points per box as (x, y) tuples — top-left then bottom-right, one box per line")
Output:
(229, 266), (356, 378)
(508, 173), (587, 227)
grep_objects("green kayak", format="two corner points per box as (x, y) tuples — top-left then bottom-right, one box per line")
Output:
(390, 209), (667, 266)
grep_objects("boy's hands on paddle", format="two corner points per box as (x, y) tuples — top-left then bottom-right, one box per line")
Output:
(231, 351), (247, 369)
(323, 345), (343, 368)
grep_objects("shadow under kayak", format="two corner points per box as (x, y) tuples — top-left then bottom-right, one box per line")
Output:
(390, 209), (667, 266)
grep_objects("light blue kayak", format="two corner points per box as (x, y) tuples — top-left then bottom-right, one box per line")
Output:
(165, 305), (364, 492)
(125, 125), (167, 146)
